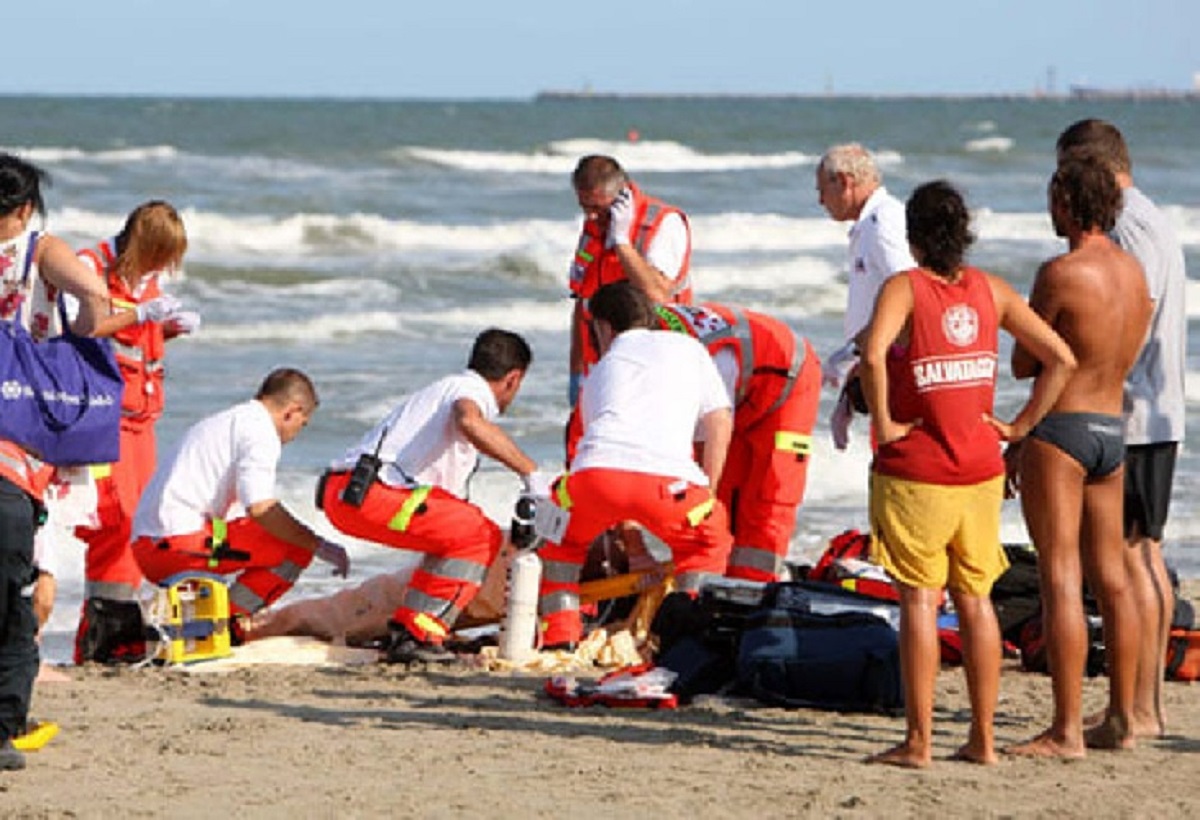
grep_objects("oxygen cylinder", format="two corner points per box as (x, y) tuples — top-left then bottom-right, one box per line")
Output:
(499, 551), (541, 661)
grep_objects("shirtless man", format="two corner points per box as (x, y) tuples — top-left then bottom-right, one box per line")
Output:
(1057, 119), (1188, 738)
(1008, 158), (1152, 758)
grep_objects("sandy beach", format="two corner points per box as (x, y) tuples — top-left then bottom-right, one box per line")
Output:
(6, 582), (1199, 819)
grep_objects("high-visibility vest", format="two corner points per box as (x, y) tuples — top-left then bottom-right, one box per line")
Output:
(79, 239), (167, 425)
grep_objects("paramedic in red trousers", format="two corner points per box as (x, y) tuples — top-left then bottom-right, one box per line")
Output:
(656, 302), (821, 582)
(131, 369), (349, 630)
(859, 180), (1075, 768)
(815, 143), (917, 450)
(567, 154), (692, 405)
(0, 153), (110, 771)
(538, 281), (734, 650)
(71, 201), (202, 663)
(319, 328), (552, 664)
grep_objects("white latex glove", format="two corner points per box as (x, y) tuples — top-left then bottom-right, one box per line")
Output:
(521, 470), (557, 499)
(830, 388), (854, 451)
(166, 310), (202, 336)
(822, 341), (858, 390)
(605, 187), (635, 249)
(135, 294), (183, 324)
(314, 538), (350, 578)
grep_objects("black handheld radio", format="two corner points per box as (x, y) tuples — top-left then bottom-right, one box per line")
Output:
(341, 425), (389, 507)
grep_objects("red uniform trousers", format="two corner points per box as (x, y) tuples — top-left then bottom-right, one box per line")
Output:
(722, 340), (822, 582)
(538, 468), (732, 646)
(75, 421), (157, 603)
(132, 517), (314, 615)
(320, 471), (501, 643)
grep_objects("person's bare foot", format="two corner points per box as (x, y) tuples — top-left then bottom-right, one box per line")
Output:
(1006, 730), (1086, 760)
(1083, 714), (1136, 751)
(1085, 706), (1162, 738)
(950, 744), (998, 765)
(35, 663), (70, 684)
(866, 743), (932, 769)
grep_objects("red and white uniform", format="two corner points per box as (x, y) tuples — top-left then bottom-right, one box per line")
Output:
(320, 370), (505, 643)
(74, 239), (168, 608)
(568, 183), (692, 371)
(873, 267), (1003, 485)
(539, 329), (734, 646)
(131, 400), (314, 615)
(657, 303), (822, 581)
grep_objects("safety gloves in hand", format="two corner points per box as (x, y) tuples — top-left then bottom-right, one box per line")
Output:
(166, 311), (202, 336)
(822, 341), (858, 390)
(521, 470), (557, 499)
(314, 538), (351, 578)
(136, 294), (183, 324)
(830, 388), (853, 451)
(605, 187), (635, 249)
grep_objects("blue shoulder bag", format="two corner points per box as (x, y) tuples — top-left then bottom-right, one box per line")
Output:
(0, 232), (123, 465)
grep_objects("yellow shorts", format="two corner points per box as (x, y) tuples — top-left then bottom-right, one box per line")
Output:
(869, 472), (1008, 597)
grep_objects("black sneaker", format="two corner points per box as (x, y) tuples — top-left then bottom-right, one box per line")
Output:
(384, 621), (456, 665)
(0, 739), (26, 771)
(75, 598), (149, 665)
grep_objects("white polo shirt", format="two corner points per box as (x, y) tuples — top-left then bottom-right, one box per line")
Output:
(645, 212), (689, 280)
(1114, 187), (1187, 445)
(133, 399), (281, 538)
(572, 329), (731, 485)
(331, 370), (498, 498)
(843, 186), (917, 342)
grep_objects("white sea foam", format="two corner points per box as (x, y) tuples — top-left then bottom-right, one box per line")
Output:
(965, 136), (1014, 153)
(3, 144), (179, 164)
(198, 311), (406, 342)
(407, 139), (818, 174)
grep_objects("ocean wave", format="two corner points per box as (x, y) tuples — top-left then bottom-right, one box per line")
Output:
(965, 136), (1014, 153)
(406, 138), (817, 174)
(47, 204), (1200, 282)
(3, 144), (179, 164)
(197, 310), (406, 342)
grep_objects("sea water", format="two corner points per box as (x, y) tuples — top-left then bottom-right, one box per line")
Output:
(3, 94), (1196, 663)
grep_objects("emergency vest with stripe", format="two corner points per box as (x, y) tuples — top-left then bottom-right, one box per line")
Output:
(873, 267), (1003, 485)
(655, 302), (804, 431)
(0, 230), (56, 497)
(568, 182), (693, 303)
(79, 238), (167, 426)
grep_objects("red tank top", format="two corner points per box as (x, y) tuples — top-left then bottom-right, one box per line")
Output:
(873, 267), (1003, 485)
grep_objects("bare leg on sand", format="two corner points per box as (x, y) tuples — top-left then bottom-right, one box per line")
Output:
(1079, 467), (1138, 750)
(948, 590), (1001, 765)
(1008, 439), (1089, 759)
(867, 585), (939, 768)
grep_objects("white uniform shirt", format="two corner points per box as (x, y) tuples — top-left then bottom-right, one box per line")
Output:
(572, 329), (732, 485)
(645, 212), (689, 281)
(330, 370), (498, 498)
(1115, 187), (1188, 445)
(843, 186), (916, 342)
(133, 400), (281, 538)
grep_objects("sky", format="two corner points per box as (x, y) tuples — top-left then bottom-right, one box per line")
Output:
(8, 0), (1198, 99)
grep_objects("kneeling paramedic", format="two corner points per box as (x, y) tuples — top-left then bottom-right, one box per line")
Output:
(131, 369), (349, 635)
(537, 281), (734, 650)
(318, 328), (552, 664)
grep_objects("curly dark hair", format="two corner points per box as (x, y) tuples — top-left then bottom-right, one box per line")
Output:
(905, 180), (974, 276)
(1049, 158), (1122, 234)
